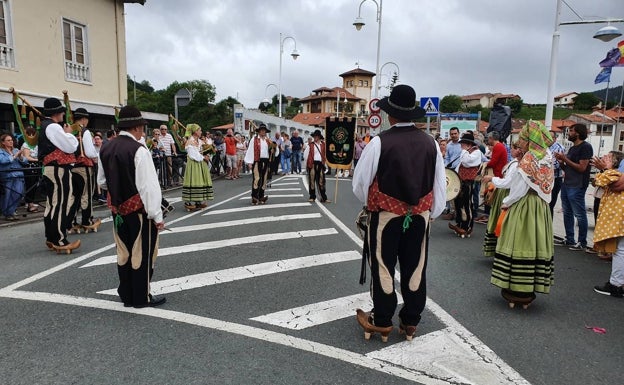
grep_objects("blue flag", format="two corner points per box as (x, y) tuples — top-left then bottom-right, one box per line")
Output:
(594, 67), (612, 84)
(599, 47), (622, 67)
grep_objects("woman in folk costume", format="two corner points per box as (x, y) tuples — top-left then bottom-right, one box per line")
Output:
(182, 124), (213, 211)
(491, 120), (555, 308)
(481, 141), (524, 257)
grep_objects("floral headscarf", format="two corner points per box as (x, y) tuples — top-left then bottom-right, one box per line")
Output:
(519, 120), (554, 160)
(518, 121), (554, 201)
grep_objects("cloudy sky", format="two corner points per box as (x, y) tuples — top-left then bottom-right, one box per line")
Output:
(124, 0), (624, 107)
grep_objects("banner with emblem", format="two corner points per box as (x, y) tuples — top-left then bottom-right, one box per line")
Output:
(324, 117), (355, 170)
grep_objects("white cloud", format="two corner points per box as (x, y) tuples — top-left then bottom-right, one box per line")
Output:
(125, 0), (624, 106)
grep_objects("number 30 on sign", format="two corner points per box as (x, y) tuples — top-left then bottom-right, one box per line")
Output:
(367, 113), (382, 129)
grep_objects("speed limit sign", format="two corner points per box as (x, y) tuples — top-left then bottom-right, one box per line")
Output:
(369, 98), (380, 113)
(367, 113), (382, 129)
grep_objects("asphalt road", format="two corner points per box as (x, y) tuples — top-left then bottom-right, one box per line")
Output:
(0, 172), (620, 385)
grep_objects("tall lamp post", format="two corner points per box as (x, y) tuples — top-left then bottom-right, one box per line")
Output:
(379, 61), (399, 95)
(278, 33), (299, 118)
(353, 0), (383, 99)
(544, 0), (623, 131)
(336, 91), (347, 117)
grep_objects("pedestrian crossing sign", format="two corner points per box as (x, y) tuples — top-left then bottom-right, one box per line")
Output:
(420, 97), (439, 116)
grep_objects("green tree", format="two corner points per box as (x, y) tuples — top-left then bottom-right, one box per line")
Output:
(439, 94), (463, 113)
(507, 98), (523, 114)
(573, 92), (600, 110)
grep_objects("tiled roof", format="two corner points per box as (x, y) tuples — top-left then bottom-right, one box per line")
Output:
(292, 113), (334, 126)
(212, 123), (234, 130)
(462, 93), (494, 100)
(571, 113), (616, 123)
(299, 87), (361, 102)
(339, 68), (376, 77)
(604, 106), (624, 120)
(555, 92), (578, 99)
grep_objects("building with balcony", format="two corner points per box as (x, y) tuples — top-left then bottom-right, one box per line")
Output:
(0, 0), (164, 133)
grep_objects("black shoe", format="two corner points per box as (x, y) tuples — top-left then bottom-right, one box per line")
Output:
(134, 294), (167, 308)
(554, 238), (574, 247)
(594, 282), (624, 298)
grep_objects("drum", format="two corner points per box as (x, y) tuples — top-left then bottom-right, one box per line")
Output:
(445, 168), (461, 201)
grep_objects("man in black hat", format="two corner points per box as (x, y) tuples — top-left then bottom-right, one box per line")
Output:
(66, 107), (100, 234)
(352, 84), (446, 342)
(97, 105), (166, 308)
(448, 132), (483, 237)
(244, 123), (278, 205)
(38, 97), (81, 253)
(303, 129), (330, 203)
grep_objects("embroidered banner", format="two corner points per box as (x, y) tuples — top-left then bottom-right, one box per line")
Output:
(324, 117), (355, 170)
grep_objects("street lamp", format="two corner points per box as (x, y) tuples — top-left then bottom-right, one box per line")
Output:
(544, 0), (624, 131)
(379, 61), (399, 94)
(278, 33), (299, 118)
(263, 83), (279, 109)
(353, 0), (383, 99)
(336, 91), (348, 117)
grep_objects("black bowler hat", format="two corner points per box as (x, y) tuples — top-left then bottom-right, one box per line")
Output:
(376, 84), (426, 121)
(44, 98), (65, 116)
(311, 129), (324, 139)
(117, 105), (147, 129)
(257, 123), (270, 133)
(74, 108), (89, 119)
(458, 132), (477, 146)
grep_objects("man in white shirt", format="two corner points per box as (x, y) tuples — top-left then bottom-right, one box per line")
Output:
(244, 124), (278, 205)
(39, 97), (80, 253)
(159, 124), (177, 187)
(352, 85), (445, 342)
(449, 132), (483, 236)
(98, 106), (166, 308)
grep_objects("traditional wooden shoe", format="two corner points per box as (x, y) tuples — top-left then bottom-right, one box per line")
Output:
(52, 239), (81, 255)
(399, 321), (417, 341)
(501, 289), (536, 309)
(82, 218), (102, 233)
(356, 309), (393, 342)
(45, 241), (55, 250)
(251, 198), (259, 206)
(259, 196), (268, 204)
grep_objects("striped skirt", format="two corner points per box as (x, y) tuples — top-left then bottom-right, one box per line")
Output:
(491, 193), (554, 294)
(182, 159), (213, 203)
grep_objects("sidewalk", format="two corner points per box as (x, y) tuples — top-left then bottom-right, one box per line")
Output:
(551, 189), (596, 246)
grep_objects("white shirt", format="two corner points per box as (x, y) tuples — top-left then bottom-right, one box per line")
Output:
(81, 129), (98, 158)
(46, 122), (78, 153)
(455, 147), (482, 172)
(159, 132), (176, 156)
(302, 140), (324, 162)
(491, 160), (518, 189)
(97, 131), (163, 223)
(352, 127), (446, 218)
(244, 136), (278, 164)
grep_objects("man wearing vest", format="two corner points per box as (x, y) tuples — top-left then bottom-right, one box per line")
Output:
(97, 106), (166, 308)
(38, 97), (80, 253)
(304, 129), (330, 203)
(352, 85), (445, 342)
(244, 123), (278, 205)
(66, 108), (100, 234)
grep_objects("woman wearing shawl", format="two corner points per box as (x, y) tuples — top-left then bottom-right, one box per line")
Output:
(182, 124), (214, 211)
(491, 121), (555, 308)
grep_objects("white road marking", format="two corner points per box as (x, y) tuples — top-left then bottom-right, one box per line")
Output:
(98, 250), (360, 296)
(269, 182), (300, 186)
(203, 202), (311, 216)
(81, 228), (339, 268)
(238, 194), (303, 200)
(158, 213), (321, 235)
(0, 290), (449, 384)
(251, 292), (403, 330)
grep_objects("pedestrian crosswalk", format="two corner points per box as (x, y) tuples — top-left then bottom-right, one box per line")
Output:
(80, 175), (530, 384)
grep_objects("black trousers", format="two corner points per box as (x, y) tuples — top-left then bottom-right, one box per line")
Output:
(113, 212), (159, 306)
(66, 166), (94, 227)
(454, 180), (474, 231)
(367, 210), (429, 327)
(307, 161), (327, 201)
(251, 159), (270, 200)
(43, 165), (72, 246)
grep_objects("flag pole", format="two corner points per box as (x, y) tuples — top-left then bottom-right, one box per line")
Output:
(598, 79), (611, 157)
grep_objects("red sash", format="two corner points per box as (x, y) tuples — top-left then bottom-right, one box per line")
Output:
(108, 193), (144, 216)
(43, 148), (76, 166)
(367, 178), (433, 216)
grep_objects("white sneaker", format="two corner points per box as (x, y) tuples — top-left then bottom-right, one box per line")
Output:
(336, 170), (343, 178)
